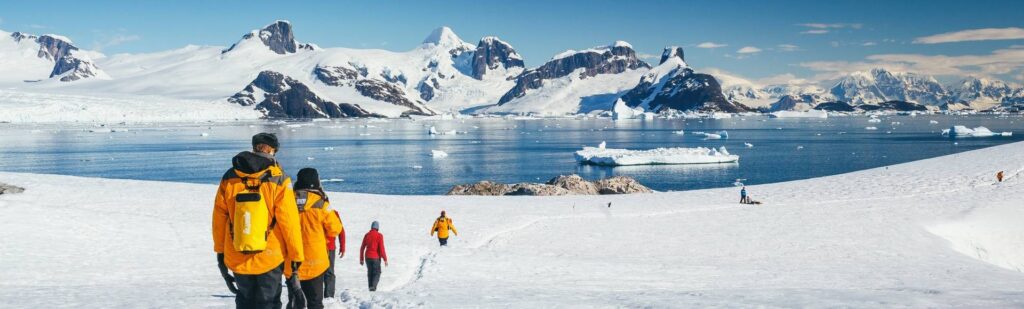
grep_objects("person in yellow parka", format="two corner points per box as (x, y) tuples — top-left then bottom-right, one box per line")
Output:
(430, 210), (458, 246)
(212, 133), (304, 308)
(285, 167), (343, 309)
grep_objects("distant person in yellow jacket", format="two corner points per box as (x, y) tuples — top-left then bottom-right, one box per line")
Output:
(430, 210), (458, 246)
(212, 133), (305, 308)
(285, 168), (342, 309)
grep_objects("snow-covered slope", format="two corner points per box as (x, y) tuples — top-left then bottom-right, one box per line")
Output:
(2, 141), (1023, 307)
(948, 77), (1022, 110)
(484, 41), (650, 115)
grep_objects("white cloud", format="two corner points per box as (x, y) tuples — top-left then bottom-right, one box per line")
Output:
(637, 53), (660, 61)
(801, 29), (830, 35)
(737, 46), (762, 54)
(777, 44), (800, 52)
(800, 47), (1024, 81)
(862, 42), (877, 46)
(913, 27), (1024, 44)
(696, 42), (727, 49)
(797, 23), (862, 35)
(92, 34), (140, 51)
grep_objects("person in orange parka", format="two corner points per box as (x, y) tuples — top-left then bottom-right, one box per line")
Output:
(212, 133), (304, 308)
(323, 209), (345, 298)
(285, 168), (342, 309)
(430, 210), (458, 246)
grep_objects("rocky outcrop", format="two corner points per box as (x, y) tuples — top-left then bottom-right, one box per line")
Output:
(470, 37), (524, 79)
(813, 101), (856, 112)
(222, 20), (314, 55)
(497, 41), (649, 104)
(620, 46), (747, 113)
(446, 181), (511, 196)
(446, 174), (650, 196)
(594, 176), (653, 194)
(0, 182), (25, 195)
(856, 100), (929, 112)
(12, 33), (105, 82)
(660, 46), (684, 64)
(229, 70), (379, 118)
(506, 183), (571, 196)
(547, 174), (599, 195)
(313, 64), (435, 116)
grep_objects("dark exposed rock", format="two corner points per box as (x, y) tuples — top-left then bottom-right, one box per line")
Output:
(229, 70), (380, 118)
(446, 174), (650, 196)
(470, 36), (525, 79)
(814, 101), (856, 112)
(314, 65), (435, 116)
(498, 42), (649, 104)
(546, 174), (599, 195)
(594, 176), (653, 194)
(26, 34), (103, 81)
(10, 32), (37, 42)
(354, 79), (432, 115)
(621, 64), (749, 113)
(659, 46), (685, 65)
(506, 183), (571, 196)
(446, 181), (511, 196)
(223, 20), (305, 55)
(0, 182), (25, 195)
(417, 77), (439, 101)
(857, 100), (928, 112)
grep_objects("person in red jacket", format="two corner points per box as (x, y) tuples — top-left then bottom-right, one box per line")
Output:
(360, 221), (388, 291)
(324, 210), (345, 298)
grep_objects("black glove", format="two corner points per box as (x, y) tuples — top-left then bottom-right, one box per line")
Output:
(216, 253), (238, 294)
(285, 272), (305, 309)
(291, 261), (302, 274)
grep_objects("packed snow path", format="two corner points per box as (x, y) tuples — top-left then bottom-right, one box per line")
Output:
(1, 142), (1024, 307)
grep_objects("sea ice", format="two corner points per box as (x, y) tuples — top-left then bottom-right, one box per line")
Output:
(431, 150), (449, 158)
(942, 126), (1012, 138)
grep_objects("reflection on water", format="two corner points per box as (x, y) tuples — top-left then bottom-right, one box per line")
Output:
(0, 114), (1020, 195)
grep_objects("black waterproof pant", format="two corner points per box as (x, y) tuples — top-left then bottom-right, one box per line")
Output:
(234, 263), (283, 309)
(299, 273), (326, 309)
(324, 250), (337, 298)
(438, 237), (448, 246)
(366, 258), (382, 291)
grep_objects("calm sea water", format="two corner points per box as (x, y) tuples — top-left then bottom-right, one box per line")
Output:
(0, 114), (1021, 195)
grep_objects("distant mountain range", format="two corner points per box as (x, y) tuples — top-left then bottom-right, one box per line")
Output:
(1, 21), (1022, 119)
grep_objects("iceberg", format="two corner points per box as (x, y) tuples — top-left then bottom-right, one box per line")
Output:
(431, 150), (449, 158)
(575, 142), (739, 166)
(942, 126), (1012, 138)
(769, 110), (828, 119)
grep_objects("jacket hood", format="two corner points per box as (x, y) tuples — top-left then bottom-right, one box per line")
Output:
(231, 151), (276, 174)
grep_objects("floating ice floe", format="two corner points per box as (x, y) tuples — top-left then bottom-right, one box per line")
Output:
(574, 142), (739, 166)
(865, 126), (878, 130)
(769, 110), (828, 119)
(89, 128), (112, 133)
(942, 126), (1012, 138)
(428, 126), (458, 135)
(868, 118), (882, 123)
(673, 130), (686, 135)
(744, 143), (754, 148)
(200, 132), (209, 137)
(929, 120), (939, 124)
(431, 150), (449, 158)
(322, 178), (344, 183)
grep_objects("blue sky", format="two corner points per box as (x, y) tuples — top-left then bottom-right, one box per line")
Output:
(3, 0), (1024, 84)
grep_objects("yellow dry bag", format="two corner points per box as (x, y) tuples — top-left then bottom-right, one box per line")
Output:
(232, 177), (272, 253)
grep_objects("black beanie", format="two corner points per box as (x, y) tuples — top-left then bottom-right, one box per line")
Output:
(294, 167), (321, 190)
(252, 133), (279, 150)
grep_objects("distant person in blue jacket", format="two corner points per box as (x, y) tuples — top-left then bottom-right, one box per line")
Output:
(740, 186), (749, 204)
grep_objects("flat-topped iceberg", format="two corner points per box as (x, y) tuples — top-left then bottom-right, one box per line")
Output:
(770, 110), (828, 119)
(575, 142), (739, 166)
(942, 126), (1012, 138)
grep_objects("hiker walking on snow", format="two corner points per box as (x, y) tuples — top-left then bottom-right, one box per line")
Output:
(212, 133), (305, 308)
(360, 221), (388, 291)
(285, 168), (343, 309)
(430, 210), (458, 246)
(324, 209), (345, 298)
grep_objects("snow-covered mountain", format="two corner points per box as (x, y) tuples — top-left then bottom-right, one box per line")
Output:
(829, 68), (947, 106)
(0, 30), (107, 82)
(483, 41), (651, 115)
(619, 47), (748, 113)
(947, 77), (1021, 109)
